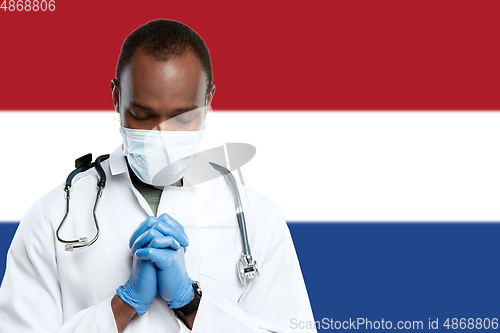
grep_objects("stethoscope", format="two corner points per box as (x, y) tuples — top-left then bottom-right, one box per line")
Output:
(56, 153), (259, 285)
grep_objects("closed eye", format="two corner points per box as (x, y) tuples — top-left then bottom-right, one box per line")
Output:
(130, 102), (155, 121)
(129, 108), (154, 121)
(132, 113), (154, 121)
(172, 109), (201, 124)
(174, 115), (195, 123)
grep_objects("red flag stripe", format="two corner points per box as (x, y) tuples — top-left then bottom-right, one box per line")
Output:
(0, 0), (499, 111)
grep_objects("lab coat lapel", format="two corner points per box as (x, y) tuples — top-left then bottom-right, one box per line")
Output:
(108, 146), (155, 217)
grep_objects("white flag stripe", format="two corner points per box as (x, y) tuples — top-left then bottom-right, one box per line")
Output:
(1, 111), (499, 222)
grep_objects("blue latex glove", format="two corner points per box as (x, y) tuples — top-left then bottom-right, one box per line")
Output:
(135, 246), (194, 309)
(116, 217), (159, 315)
(131, 214), (193, 309)
(129, 213), (189, 254)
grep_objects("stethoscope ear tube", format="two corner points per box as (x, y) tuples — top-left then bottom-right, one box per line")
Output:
(57, 154), (110, 251)
(94, 154), (110, 186)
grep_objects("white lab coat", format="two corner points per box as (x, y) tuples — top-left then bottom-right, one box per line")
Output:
(0, 146), (316, 333)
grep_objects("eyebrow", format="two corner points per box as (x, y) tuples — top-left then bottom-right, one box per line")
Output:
(172, 105), (200, 115)
(131, 102), (200, 115)
(131, 102), (153, 111)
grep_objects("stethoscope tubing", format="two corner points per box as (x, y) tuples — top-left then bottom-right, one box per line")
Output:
(208, 162), (251, 254)
(55, 154), (258, 284)
(56, 156), (252, 254)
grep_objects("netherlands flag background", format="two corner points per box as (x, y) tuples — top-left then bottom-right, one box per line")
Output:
(1, 1), (500, 329)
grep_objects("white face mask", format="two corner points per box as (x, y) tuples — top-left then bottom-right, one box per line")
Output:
(120, 126), (206, 186)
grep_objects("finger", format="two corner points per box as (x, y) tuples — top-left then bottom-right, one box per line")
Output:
(153, 223), (189, 248)
(157, 213), (186, 234)
(135, 247), (176, 270)
(149, 235), (181, 251)
(131, 229), (165, 254)
(155, 214), (189, 247)
(129, 216), (158, 248)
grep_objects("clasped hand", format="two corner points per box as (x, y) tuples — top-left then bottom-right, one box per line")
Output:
(116, 213), (194, 315)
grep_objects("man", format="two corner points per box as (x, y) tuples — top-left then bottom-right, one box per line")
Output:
(0, 19), (316, 332)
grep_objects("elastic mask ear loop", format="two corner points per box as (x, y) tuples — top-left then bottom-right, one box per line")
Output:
(201, 108), (209, 130)
(116, 84), (126, 129)
(201, 96), (210, 130)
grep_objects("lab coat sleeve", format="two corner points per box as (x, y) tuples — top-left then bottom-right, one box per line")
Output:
(0, 199), (119, 333)
(188, 202), (317, 333)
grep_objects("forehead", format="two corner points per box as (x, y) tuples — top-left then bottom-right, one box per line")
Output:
(120, 46), (208, 104)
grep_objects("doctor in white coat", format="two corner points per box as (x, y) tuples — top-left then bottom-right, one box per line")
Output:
(0, 19), (316, 333)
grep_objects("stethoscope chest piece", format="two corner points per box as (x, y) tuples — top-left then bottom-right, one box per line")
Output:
(237, 252), (259, 286)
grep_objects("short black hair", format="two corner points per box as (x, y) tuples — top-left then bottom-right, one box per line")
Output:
(116, 19), (213, 94)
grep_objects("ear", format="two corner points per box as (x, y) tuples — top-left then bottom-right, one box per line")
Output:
(111, 79), (120, 113)
(206, 84), (216, 106)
